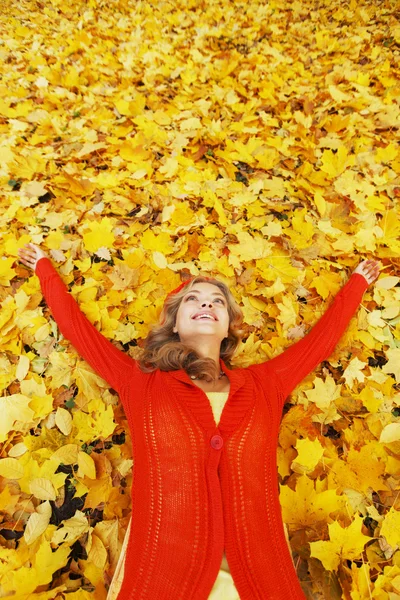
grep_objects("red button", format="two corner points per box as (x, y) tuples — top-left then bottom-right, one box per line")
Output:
(210, 435), (223, 450)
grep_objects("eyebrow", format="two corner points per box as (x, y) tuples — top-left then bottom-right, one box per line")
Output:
(184, 289), (225, 299)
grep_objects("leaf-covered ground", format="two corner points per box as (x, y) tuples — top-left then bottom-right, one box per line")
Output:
(0, 0), (399, 598)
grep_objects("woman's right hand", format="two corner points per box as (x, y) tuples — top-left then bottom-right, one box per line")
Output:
(17, 243), (49, 272)
(352, 259), (381, 286)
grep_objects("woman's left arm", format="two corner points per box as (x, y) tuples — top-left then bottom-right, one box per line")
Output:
(248, 260), (380, 404)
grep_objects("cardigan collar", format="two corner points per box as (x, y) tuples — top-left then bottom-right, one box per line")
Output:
(167, 358), (250, 437)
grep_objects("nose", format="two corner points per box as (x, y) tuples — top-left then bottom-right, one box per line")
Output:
(201, 301), (213, 307)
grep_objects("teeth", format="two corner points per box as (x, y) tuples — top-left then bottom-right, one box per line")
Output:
(194, 315), (214, 320)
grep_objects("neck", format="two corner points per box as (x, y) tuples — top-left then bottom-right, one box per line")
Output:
(191, 351), (224, 381)
(185, 339), (222, 369)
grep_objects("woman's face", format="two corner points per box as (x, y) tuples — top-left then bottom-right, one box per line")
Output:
(173, 282), (230, 344)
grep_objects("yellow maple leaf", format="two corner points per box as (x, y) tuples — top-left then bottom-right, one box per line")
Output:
(62, 171), (96, 197)
(21, 377), (54, 419)
(305, 374), (342, 410)
(16, 453), (66, 496)
(292, 438), (324, 474)
(378, 209), (400, 252)
(349, 562), (372, 600)
(372, 565), (400, 598)
(327, 442), (388, 494)
(140, 229), (175, 255)
(379, 507), (400, 549)
(309, 271), (342, 300)
(83, 218), (115, 253)
(240, 296), (265, 328)
(62, 591), (93, 600)
(227, 231), (273, 262)
(0, 485), (19, 512)
(158, 156), (179, 178)
(107, 262), (140, 291)
(342, 357), (367, 388)
(230, 333), (264, 369)
(280, 475), (347, 527)
(0, 394), (35, 443)
(82, 475), (113, 509)
(74, 360), (110, 400)
(359, 385), (382, 413)
(0, 256), (17, 286)
(309, 515), (370, 571)
(320, 146), (351, 178)
(382, 349), (400, 382)
(257, 254), (303, 284)
(45, 350), (75, 390)
(72, 397), (115, 443)
(254, 147), (281, 170)
(276, 295), (298, 331)
(1, 538), (70, 595)
(375, 142), (398, 163)
(51, 510), (89, 545)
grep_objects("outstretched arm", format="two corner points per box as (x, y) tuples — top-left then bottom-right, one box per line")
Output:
(248, 260), (380, 406)
(18, 243), (139, 395)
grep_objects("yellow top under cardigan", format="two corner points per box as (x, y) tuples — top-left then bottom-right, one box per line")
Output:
(107, 391), (239, 600)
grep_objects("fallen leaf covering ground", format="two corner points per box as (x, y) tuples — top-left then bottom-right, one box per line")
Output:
(0, 0), (400, 598)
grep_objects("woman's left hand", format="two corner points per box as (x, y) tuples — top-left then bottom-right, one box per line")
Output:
(352, 259), (381, 285)
(17, 243), (49, 272)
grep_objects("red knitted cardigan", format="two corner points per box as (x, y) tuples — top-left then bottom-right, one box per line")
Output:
(35, 258), (369, 599)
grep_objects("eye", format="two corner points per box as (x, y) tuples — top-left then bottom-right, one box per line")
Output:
(186, 295), (225, 304)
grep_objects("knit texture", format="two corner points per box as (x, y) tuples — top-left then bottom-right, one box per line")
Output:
(106, 393), (238, 600)
(35, 258), (369, 599)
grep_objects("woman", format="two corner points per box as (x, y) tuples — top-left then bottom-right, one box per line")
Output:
(17, 243), (380, 599)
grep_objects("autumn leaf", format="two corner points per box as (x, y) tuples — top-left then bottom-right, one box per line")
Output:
(379, 507), (400, 549)
(280, 475), (347, 528)
(342, 357), (367, 388)
(382, 349), (400, 382)
(309, 515), (371, 571)
(292, 438), (325, 474)
(304, 374), (342, 410)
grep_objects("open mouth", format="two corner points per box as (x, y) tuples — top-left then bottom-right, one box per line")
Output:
(192, 315), (217, 321)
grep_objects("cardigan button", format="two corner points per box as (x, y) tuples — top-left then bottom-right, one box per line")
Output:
(210, 435), (223, 450)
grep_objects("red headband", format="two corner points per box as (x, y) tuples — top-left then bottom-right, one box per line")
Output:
(166, 278), (193, 299)
(165, 276), (214, 300)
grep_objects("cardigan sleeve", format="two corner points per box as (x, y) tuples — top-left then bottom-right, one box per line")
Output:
(248, 273), (369, 405)
(35, 257), (139, 394)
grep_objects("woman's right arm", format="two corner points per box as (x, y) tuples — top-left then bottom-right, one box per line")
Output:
(18, 244), (139, 395)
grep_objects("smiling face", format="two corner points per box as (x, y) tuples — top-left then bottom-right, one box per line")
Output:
(172, 282), (230, 344)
